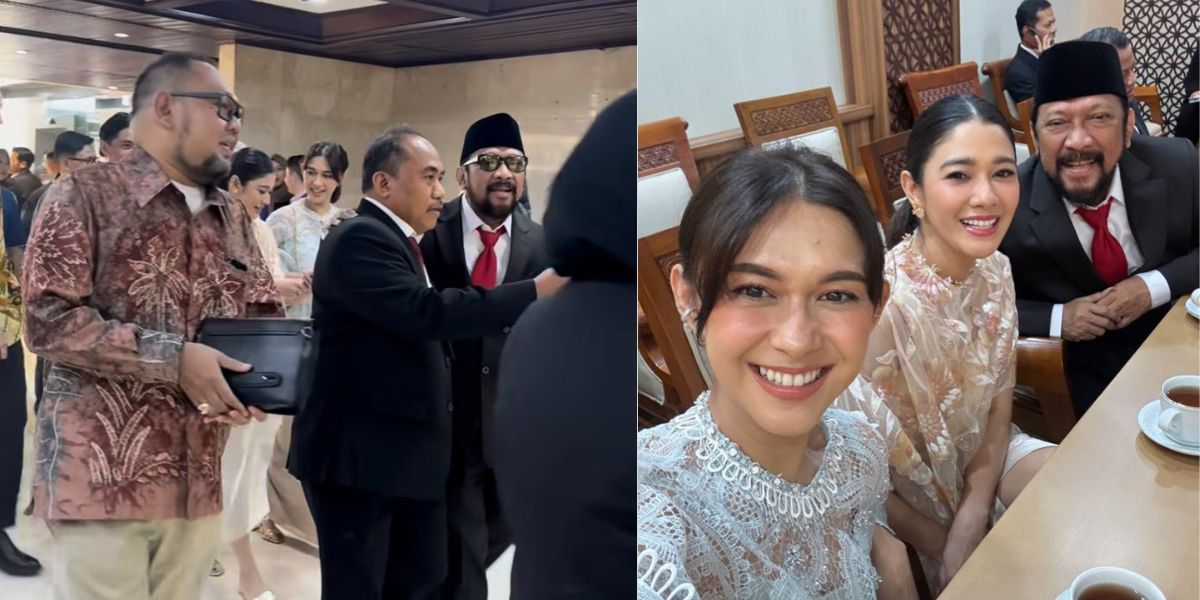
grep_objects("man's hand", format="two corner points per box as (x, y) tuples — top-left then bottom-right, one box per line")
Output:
(0, 343), (7, 361)
(1061, 289), (1119, 341)
(533, 268), (569, 298)
(1035, 33), (1054, 55)
(1096, 276), (1152, 329)
(179, 342), (254, 425)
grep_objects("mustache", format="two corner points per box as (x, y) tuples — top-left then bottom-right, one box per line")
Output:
(1056, 150), (1103, 167)
(487, 181), (515, 192)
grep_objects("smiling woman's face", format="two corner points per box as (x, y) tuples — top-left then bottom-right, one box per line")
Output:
(675, 200), (879, 443)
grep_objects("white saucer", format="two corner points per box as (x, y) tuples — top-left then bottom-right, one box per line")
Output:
(1187, 297), (1200, 319)
(1138, 400), (1200, 457)
(1055, 590), (1070, 600)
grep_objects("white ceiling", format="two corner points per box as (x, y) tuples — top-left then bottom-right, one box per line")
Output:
(242, 0), (386, 14)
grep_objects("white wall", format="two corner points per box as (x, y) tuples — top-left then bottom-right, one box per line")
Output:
(961, 0), (1125, 103)
(637, 0), (846, 137)
(0, 96), (41, 151)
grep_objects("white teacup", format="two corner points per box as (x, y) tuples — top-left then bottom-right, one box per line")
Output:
(1158, 375), (1200, 446)
(1191, 288), (1200, 306)
(1070, 566), (1165, 600)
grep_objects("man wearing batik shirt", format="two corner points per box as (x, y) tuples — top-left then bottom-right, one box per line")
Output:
(22, 52), (282, 600)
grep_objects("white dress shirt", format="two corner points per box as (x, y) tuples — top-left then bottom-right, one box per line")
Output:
(1019, 43), (1040, 60)
(461, 194), (513, 284)
(362, 196), (431, 288)
(1049, 166), (1171, 337)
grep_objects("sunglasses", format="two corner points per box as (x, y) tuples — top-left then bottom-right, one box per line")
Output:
(169, 92), (245, 123)
(463, 153), (528, 173)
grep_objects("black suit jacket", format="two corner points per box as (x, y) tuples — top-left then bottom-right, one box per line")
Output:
(287, 199), (538, 499)
(3, 171), (41, 208)
(420, 197), (549, 465)
(1132, 101), (1150, 136)
(999, 136), (1199, 408)
(1005, 46), (1039, 103)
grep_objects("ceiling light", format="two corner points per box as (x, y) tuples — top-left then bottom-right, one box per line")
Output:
(15, 50), (28, 55)
(107, 86), (118, 90)
(114, 32), (130, 38)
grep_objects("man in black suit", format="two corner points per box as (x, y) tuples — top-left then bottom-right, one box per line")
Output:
(494, 91), (636, 600)
(1005, 0), (1057, 103)
(1080, 27), (1159, 137)
(1, 148), (41, 208)
(421, 113), (548, 600)
(999, 41), (1199, 415)
(288, 126), (566, 600)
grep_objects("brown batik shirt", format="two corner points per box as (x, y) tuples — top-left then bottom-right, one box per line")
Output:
(22, 147), (283, 522)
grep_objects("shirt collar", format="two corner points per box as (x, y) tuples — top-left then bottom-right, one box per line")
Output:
(1019, 43), (1039, 59)
(1062, 165), (1125, 212)
(363, 196), (418, 238)
(124, 145), (229, 212)
(460, 192), (512, 236)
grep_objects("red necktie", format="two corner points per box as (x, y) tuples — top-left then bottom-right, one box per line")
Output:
(406, 236), (427, 280)
(1075, 199), (1128, 286)
(470, 225), (506, 289)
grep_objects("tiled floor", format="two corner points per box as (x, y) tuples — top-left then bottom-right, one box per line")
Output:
(1, 353), (514, 599)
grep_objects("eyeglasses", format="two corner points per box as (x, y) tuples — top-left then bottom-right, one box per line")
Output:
(463, 153), (528, 173)
(63, 156), (98, 166)
(169, 92), (245, 123)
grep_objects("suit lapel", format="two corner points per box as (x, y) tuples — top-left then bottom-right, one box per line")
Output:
(1028, 164), (1108, 292)
(503, 211), (534, 284)
(436, 198), (469, 285)
(1119, 149), (1167, 270)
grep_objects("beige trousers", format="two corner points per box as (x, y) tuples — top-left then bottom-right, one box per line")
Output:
(266, 415), (317, 546)
(49, 515), (220, 600)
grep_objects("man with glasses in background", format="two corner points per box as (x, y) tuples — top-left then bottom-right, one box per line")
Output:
(421, 113), (548, 600)
(21, 131), (96, 239)
(21, 51), (279, 600)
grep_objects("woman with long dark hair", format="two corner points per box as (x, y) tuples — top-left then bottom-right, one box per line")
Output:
(259, 141), (353, 549)
(840, 95), (1055, 593)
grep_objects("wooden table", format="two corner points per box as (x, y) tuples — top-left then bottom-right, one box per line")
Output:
(940, 298), (1199, 599)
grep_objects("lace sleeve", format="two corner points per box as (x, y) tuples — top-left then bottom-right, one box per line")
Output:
(637, 484), (697, 600)
(995, 255), (1019, 393)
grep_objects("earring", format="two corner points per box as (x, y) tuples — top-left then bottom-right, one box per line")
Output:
(912, 203), (925, 219)
(679, 307), (697, 323)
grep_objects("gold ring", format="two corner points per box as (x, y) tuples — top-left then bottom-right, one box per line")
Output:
(197, 403), (211, 415)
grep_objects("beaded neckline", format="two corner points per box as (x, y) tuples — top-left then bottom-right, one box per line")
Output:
(901, 233), (978, 288)
(685, 392), (844, 519)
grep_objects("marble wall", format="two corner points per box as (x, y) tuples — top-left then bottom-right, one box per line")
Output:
(221, 44), (635, 220)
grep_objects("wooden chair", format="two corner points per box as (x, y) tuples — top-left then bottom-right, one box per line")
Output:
(637, 117), (700, 238)
(859, 130), (910, 222)
(981, 59), (1023, 131)
(1134, 84), (1164, 135)
(1013, 337), (1077, 443)
(1016, 98), (1037, 155)
(733, 87), (854, 169)
(637, 227), (708, 424)
(899, 62), (983, 119)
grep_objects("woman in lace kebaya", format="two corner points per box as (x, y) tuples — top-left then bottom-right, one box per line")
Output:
(259, 141), (354, 548)
(637, 147), (917, 599)
(836, 95), (1056, 594)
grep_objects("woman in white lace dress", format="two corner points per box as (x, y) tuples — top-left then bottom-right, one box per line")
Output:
(259, 142), (354, 548)
(836, 95), (1056, 594)
(213, 147), (313, 600)
(638, 147), (917, 600)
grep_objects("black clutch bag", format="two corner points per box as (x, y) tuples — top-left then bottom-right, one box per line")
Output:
(196, 318), (317, 415)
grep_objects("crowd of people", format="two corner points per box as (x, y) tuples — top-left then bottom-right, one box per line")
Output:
(636, 16), (1198, 600)
(0, 50), (635, 600)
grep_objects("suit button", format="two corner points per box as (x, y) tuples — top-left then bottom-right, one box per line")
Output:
(445, 357), (451, 368)
(447, 402), (454, 413)
(481, 366), (490, 375)
(502, 326), (512, 334)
